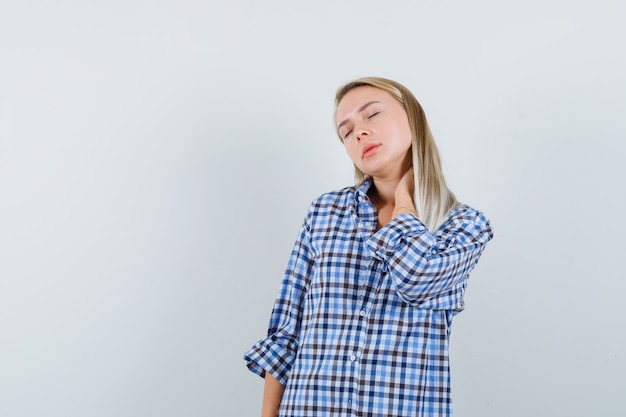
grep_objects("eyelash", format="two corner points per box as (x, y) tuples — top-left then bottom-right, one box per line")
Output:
(342, 111), (380, 139)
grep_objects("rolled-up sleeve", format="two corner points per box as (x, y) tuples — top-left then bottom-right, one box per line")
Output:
(366, 206), (493, 308)
(243, 218), (315, 386)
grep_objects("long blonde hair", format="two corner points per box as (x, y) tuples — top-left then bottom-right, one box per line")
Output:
(335, 77), (458, 232)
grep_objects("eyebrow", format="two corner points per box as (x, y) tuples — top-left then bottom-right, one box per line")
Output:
(337, 101), (382, 131)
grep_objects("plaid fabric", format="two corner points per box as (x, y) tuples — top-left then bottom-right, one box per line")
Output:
(244, 180), (493, 417)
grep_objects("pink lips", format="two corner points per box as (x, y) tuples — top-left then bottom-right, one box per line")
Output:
(362, 143), (381, 158)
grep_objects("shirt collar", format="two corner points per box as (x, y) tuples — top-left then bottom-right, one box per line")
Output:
(354, 178), (373, 204)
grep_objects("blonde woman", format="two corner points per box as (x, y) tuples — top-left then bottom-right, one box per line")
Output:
(244, 77), (493, 417)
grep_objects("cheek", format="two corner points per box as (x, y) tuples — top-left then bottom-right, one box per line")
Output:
(343, 142), (361, 162)
(398, 124), (413, 149)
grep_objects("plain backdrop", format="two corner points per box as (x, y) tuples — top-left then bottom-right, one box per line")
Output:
(1, 1), (625, 416)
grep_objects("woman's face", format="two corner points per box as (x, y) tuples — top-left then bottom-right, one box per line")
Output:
(336, 86), (412, 180)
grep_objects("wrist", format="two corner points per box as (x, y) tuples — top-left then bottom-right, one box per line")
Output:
(392, 206), (417, 217)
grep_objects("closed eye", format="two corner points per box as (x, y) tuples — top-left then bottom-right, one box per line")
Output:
(368, 111), (380, 119)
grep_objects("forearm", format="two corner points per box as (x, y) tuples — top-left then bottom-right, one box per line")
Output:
(369, 208), (493, 305)
(261, 372), (285, 417)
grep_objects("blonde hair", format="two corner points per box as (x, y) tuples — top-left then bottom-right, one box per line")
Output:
(335, 77), (458, 232)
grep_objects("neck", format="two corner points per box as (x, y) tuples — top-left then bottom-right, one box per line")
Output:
(367, 175), (403, 231)
(369, 177), (399, 206)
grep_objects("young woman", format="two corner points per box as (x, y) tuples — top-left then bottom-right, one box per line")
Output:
(244, 77), (493, 417)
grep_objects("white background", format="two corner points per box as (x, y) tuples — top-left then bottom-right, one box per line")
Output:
(1, 1), (625, 416)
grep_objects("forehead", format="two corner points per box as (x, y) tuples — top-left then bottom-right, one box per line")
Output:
(336, 86), (397, 121)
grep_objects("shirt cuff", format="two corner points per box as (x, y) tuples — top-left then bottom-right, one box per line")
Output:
(366, 213), (435, 261)
(243, 337), (295, 386)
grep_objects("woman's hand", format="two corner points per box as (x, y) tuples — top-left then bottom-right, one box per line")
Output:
(395, 168), (414, 202)
(393, 168), (418, 217)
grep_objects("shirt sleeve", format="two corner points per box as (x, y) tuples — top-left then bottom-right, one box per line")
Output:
(243, 218), (315, 386)
(366, 206), (493, 308)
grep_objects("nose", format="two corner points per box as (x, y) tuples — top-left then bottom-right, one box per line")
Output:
(355, 125), (370, 141)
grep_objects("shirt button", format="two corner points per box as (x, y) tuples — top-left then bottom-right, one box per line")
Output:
(359, 310), (366, 317)
(349, 354), (357, 361)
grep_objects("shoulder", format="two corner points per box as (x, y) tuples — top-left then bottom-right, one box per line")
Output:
(308, 185), (356, 211)
(301, 185), (356, 227)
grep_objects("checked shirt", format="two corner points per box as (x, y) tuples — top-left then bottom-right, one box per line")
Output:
(244, 180), (493, 417)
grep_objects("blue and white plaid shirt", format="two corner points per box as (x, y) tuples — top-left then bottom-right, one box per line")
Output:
(244, 180), (493, 416)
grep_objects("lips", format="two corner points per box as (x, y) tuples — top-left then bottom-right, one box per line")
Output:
(362, 143), (381, 158)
